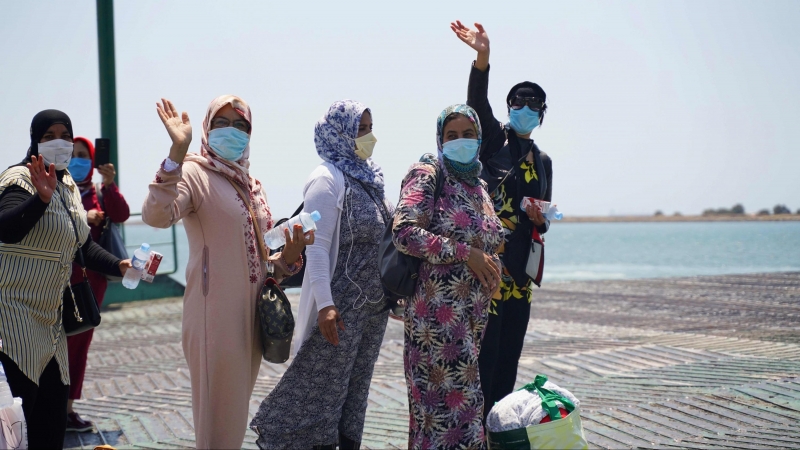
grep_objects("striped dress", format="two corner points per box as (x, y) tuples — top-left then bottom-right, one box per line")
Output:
(0, 166), (89, 385)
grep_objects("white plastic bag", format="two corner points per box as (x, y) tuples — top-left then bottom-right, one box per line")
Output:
(487, 375), (587, 450)
(0, 398), (26, 450)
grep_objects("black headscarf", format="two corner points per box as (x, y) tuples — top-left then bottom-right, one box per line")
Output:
(12, 109), (73, 170)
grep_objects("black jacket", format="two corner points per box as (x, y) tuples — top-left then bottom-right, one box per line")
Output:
(467, 62), (553, 286)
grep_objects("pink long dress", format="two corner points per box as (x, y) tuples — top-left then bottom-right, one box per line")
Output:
(142, 160), (271, 448)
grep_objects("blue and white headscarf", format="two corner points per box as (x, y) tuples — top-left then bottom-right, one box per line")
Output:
(314, 100), (385, 191)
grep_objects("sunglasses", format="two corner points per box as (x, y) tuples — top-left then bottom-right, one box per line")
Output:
(509, 96), (546, 112)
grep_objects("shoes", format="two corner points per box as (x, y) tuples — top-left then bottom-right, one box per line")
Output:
(66, 412), (94, 432)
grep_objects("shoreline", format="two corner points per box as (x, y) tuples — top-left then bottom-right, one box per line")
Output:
(560, 214), (800, 223)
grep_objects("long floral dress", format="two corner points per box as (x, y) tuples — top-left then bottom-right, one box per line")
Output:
(392, 159), (504, 450)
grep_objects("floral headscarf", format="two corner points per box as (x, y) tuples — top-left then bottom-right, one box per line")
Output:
(436, 104), (483, 186)
(314, 100), (385, 191)
(183, 95), (273, 266)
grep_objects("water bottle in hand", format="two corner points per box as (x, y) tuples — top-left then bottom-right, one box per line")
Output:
(264, 210), (321, 249)
(122, 243), (150, 289)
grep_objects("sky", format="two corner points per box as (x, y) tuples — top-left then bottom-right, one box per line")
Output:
(2, 0), (799, 217)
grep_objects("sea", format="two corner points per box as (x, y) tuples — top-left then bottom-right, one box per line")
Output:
(127, 221), (800, 286)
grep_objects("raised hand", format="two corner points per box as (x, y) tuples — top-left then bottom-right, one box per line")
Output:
(450, 21), (490, 55)
(97, 163), (116, 186)
(27, 155), (57, 203)
(282, 224), (315, 265)
(156, 98), (192, 163)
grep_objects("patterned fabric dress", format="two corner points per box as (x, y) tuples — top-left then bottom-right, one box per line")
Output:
(251, 178), (390, 449)
(393, 160), (504, 450)
(490, 159), (540, 312)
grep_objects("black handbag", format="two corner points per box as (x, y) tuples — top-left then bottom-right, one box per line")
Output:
(271, 203), (306, 289)
(378, 162), (444, 304)
(256, 271), (295, 363)
(228, 179), (295, 363)
(58, 191), (101, 336)
(95, 183), (129, 282)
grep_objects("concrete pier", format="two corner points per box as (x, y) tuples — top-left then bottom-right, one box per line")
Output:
(65, 272), (800, 449)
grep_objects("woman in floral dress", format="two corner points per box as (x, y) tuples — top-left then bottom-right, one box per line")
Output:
(392, 104), (504, 449)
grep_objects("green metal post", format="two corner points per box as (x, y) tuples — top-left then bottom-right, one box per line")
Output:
(96, 0), (119, 183)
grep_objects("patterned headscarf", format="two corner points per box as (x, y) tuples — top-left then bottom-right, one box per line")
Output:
(436, 104), (483, 186)
(314, 100), (385, 191)
(183, 95), (273, 231)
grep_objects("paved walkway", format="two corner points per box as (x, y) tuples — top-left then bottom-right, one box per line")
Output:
(65, 272), (800, 449)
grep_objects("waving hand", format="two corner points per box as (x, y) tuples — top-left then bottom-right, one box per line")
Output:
(156, 98), (192, 164)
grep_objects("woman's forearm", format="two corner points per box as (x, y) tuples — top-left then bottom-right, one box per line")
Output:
(0, 186), (48, 243)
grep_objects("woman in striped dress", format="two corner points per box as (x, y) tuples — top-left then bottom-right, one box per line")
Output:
(0, 110), (131, 448)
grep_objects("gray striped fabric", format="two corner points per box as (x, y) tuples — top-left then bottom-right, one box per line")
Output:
(0, 166), (89, 385)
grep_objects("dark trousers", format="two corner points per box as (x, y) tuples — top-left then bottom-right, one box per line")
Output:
(478, 297), (532, 418)
(0, 352), (69, 449)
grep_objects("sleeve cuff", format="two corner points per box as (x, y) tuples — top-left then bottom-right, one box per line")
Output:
(163, 157), (180, 172)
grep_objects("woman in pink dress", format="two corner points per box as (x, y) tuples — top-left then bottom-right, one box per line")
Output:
(142, 96), (312, 448)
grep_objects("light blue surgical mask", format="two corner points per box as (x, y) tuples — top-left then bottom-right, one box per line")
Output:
(509, 106), (540, 135)
(441, 138), (480, 164)
(208, 127), (250, 161)
(67, 157), (92, 182)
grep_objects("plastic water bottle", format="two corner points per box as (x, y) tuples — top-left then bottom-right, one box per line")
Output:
(0, 360), (13, 408)
(122, 243), (150, 289)
(264, 211), (321, 249)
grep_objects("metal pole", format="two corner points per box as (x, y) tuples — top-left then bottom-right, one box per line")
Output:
(96, 0), (119, 183)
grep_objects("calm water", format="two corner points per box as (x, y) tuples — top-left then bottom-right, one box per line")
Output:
(543, 221), (800, 281)
(127, 221), (800, 285)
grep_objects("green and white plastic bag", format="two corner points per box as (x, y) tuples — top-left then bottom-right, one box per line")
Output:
(487, 374), (588, 450)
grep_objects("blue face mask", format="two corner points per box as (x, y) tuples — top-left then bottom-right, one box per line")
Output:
(208, 127), (250, 161)
(67, 157), (92, 182)
(441, 138), (480, 164)
(509, 106), (540, 135)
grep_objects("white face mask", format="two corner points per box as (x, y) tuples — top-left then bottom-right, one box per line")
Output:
(37, 139), (74, 170)
(354, 132), (377, 160)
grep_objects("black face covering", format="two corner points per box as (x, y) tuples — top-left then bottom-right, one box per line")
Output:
(12, 109), (73, 170)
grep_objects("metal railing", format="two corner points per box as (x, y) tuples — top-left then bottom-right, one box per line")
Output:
(119, 213), (178, 276)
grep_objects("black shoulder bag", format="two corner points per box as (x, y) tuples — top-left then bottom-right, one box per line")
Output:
(378, 162), (445, 304)
(58, 190), (102, 336)
(228, 179), (295, 363)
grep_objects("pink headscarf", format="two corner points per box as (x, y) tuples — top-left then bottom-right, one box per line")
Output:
(184, 95), (274, 254)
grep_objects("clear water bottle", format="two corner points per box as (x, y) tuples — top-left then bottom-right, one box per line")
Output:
(122, 243), (150, 289)
(0, 360), (13, 408)
(264, 210), (321, 249)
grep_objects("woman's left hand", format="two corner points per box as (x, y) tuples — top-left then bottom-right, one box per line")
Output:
(525, 204), (546, 226)
(282, 224), (315, 265)
(97, 164), (116, 186)
(118, 259), (132, 276)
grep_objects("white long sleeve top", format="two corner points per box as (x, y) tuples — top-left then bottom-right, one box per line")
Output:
(294, 162), (346, 355)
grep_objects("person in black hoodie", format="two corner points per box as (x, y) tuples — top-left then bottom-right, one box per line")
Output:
(451, 20), (554, 418)
(0, 110), (131, 447)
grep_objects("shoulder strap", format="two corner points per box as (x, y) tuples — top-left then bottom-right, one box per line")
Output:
(432, 163), (444, 203)
(95, 183), (104, 208)
(227, 179), (270, 263)
(348, 177), (390, 222)
(56, 185), (88, 272)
